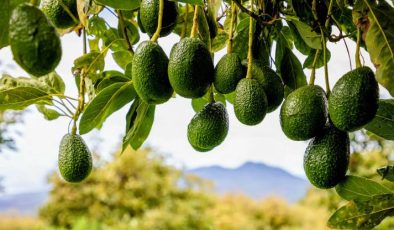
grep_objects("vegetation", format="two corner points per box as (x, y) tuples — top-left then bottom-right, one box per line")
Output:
(1, 0), (394, 228)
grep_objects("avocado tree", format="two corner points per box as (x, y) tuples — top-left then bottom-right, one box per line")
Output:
(1, 0), (394, 228)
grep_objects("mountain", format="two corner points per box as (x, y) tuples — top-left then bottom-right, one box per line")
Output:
(0, 162), (309, 215)
(187, 162), (310, 202)
(0, 190), (49, 215)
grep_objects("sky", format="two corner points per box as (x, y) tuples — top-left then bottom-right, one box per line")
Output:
(0, 11), (384, 194)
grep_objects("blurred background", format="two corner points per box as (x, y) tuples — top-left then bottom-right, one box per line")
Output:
(1, 9), (394, 230)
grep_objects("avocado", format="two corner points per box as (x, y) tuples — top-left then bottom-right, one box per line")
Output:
(41, 0), (79, 29)
(280, 85), (328, 141)
(132, 41), (173, 104)
(328, 67), (379, 132)
(214, 53), (244, 94)
(253, 65), (284, 113)
(304, 123), (350, 189)
(58, 134), (92, 183)
(9, 4), (62, 76)
(234, 78), (268, 126)
(139, 0), (178, 37)
(168, 37), (214, 98)
(137, 11), (146, 33)
(187, 102), (229, 151)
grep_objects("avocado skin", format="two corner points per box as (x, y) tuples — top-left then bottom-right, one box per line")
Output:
(168, 38), (214, 98)
(234, 78), (268, 126)
(214, 53), (244, 94)
(41, 0), (79, 29)
(304, 124), (349, 189)
(9, 4), (62, 77)
(254, 65), (284, 113)
(132, 41), (173, 104)
(58, 134), (92, 183)
(328, 67), (379, 132)
(280, 85), (328, 141)
(187, 102), (229, 152)
(139, 0), (178, 37)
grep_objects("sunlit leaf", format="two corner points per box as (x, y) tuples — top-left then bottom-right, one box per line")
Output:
(365, 99), (394, 140)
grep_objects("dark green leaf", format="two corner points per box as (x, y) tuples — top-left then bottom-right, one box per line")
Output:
(79, 82), (135, 134)
(36, 105), (61, 121)
(303, 48), (331, 69)
(197, 6), (211, 48)
(365, 99), (394, 140)
(287, 19), (322, 50)
(102, 28), (128, 52)
(118, 20), (139, 45)
(174, 0), (204, 6)
(335, 175), (392, 201)
(233, 17), (253, 61)
(280, 47), (307, 92)
(361, 1), (394, 96)
(95, 0), (140, 10)
(211, 29), (228, 52)
(112, 50), (133, 70)
(377, 166), (394, 182)
(288, 22), (312, 55)
(328, 194), (394, 229)
(95, 71), (130, 92)
(123, 99), (155, 151)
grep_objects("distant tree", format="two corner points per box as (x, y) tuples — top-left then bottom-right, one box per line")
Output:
(0, 111), (22, 153)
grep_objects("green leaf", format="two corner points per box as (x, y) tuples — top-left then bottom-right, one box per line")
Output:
(73, 51), (105, 74)
(191, 91), (226, 113)
(364, 99), (394, 140)
(112, 50), (133, 70)
(377, 166), (394, 182)
(102, 28), (128, 52)
(118, 20), (139, 45)
(233, 17), (254, 61)
(174, 0), (204, 6)
(288, 22), (311, 55)
(275, 32), (291, 73)
(328, 194), (394, 229)
(36, 105), (61, 121)
(335, 175), (392, 201)
(362, 1), (394, 96)
(280, 47), (307, 92)
(303, 48), (331, 69)
(0, 86), (51, 110)
(95, 71), (130, 92)
(197, 6), (211, 48)
(211, 29), (228, 52)
(225, 92), (235, 105)
(123, 99), (155, 151)
(87, 16), (107, 37)
(0, 0), (28, 49)
(79, 82), (135, 134)
(287, 19), (322, 50)
(36, 72), (66, 94)
(94, 0), (139, 10)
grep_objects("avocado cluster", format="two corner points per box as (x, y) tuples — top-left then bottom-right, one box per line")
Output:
(279, 66), (379, 189)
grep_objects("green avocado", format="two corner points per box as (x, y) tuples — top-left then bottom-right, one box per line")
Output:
(304, 123), (350, 189)
(253, 65), (284, 113)
(328, 67), (379, 132)
(234, 78), (268, 126)
(9, 4), (62, 76)
(280, 85), (328, 141)
(168, 37), (214, 98)
(139, 0), (178, 37)
(214, 53), (244, 94)
(41, 0), (79, 29)
(187, 102), (229, 152)
(132, 41), (173, 104)
(58, 134), (92, 183)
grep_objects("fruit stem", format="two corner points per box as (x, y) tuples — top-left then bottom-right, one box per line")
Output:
(227, 3), (237, 54)
(117, 10), (134, 54)
(246, 0), (254, 79)
(309, 49), (321, 85)
(151, 0), (164, 42)
(181, 4), (189, 39)
(71, 29), (88, 135)
(355, 26), (362, 68)
(321, 27), (330, 95)
(190, 6), (199, 38)
(208, 85), (215, 103)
